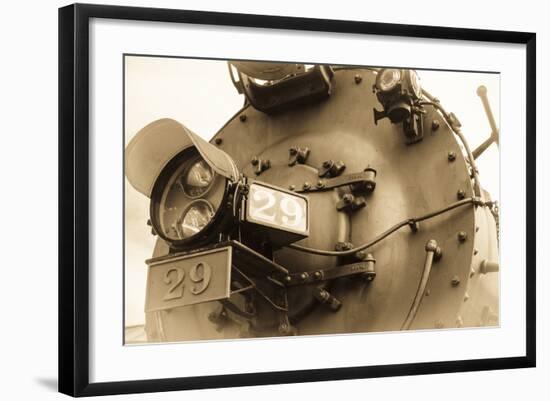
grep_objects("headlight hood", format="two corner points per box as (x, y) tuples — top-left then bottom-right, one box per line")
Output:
(125, 118), (239, 197)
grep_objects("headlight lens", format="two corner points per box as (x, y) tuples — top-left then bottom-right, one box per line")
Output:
(408, 70), (422, 98)
(377, 69), (401, 92)
(182, 159), (214, 198)
(178, 200), (215, 238)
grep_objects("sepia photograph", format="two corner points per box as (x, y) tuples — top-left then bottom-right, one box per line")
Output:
(124, 55), (500, 345)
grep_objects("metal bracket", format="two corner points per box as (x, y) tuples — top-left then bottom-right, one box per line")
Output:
(281, 257), (376, 287)
(251, 157), (271, 175)
(318, 160), (346, 178)
(297, 169), (377, 194)
(336, 193), (366, 212)
(288, 146), (310, 166)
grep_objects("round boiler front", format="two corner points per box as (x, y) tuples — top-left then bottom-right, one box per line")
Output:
(144, 68), (499, 342)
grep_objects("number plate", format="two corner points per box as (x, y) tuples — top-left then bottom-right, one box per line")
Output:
(246, 181), (309, 236)
(145, 247), (232, 313)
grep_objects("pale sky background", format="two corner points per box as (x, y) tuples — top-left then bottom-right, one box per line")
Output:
(124, 56), (500, 326)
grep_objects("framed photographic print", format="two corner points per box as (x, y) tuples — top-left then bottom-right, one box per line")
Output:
(58, 3), (536, 397)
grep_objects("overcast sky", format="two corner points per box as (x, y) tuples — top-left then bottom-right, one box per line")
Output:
(124, 56), (500, 326)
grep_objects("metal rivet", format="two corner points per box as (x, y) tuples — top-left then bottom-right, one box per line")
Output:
(473, 248), (479, 255)
(470, 267), (476, 278)
(300, 272), (309, 281)
(425, 289), (431, 297)
(458, 231), (467, 242)
(354, 74), (362, 84)
(316, 180), (325, 188)
(288, 184), (295, 191)
(303, 182), (311, 190)
(342, 194), (353, 203)
(239, 114), (247, 122)
(457, 189), (466, 200)
(464, 292), (470, 302)
(432, 120), (440, 131)
(448, 151), (456, 162)
(313, 271), (322, 280)
(284, 276), (292, 283)
(451, 276), (461, 287)
(214, 137), (223, 145)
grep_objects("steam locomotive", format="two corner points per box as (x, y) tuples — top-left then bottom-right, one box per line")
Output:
(125, 62), (500, 342)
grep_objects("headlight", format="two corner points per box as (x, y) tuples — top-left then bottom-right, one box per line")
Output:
(126, 118), (309, 252)
(376, 69), (401, 92)
(408, 70), (422, 99)
(373, 69), (423, 126)
(150, 148), (231, 246)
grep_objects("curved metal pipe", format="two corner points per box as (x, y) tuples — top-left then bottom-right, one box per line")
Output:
(288, 198), (480, 257)
(401, 240), (438, 330)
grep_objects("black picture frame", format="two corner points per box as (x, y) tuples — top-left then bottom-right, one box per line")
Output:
(58, 3), (536, 397)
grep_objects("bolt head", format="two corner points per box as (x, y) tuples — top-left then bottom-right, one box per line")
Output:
(313, 271), (322, 279)
(448, 151), (457, 162)
(365, 274), (375, 282)
(355, 250), (367, 260)
(284, 275), (292, 283)
(432, 120), (440, 131)
(354, 74), (362, 84)
(457, 189), (466, 200)
(300, 272), (308, 281)
(288, 184), (295, 191)
(239, 114), (247, 122)
(303, 182), (311, 190)
(316, 180), (324, 188)
(451, 276), (461, 286)
(458, 231), (467, 242)
(425, 239), (438, 252)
